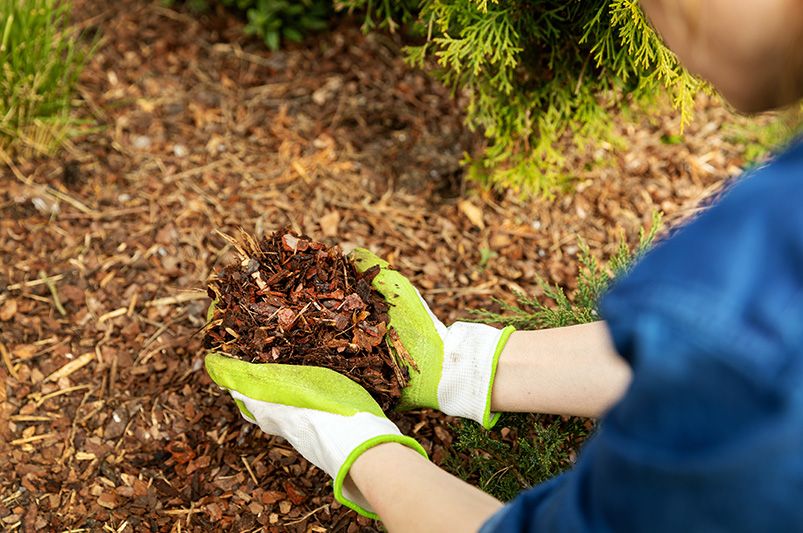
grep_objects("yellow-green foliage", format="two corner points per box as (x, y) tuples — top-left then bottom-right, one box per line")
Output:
(343, 0), (705, 196)
(0, 0), (91, 158)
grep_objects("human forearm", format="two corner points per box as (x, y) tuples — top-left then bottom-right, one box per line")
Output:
(491, 322), (631, 418)
(347, 443), (502, 532)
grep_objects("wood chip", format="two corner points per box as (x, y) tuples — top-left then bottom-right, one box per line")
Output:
(0, 299), (17, 321)
(45, 352), (95, 382)
(144, 292), (207, 307)
(97, 492), (120, 509)
(458, 200), (485, 229)
(319, 211), (340, 237)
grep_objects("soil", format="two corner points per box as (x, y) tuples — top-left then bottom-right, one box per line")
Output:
(0, 0), (775, 531)
(205, 228), (405, 411)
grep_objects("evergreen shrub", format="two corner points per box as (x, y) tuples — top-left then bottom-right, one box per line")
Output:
(342, 0), (704, 195)
(187, 0), (703, 194)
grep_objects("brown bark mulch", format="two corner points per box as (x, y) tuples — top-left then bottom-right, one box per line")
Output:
(206, 228), (405, 411)
(0, 0), (774, 530)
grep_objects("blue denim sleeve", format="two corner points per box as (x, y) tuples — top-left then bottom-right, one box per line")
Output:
(481, 139), (803, 532)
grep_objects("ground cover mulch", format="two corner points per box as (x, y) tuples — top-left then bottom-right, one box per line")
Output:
(0, 0), (774, 530)
(206, 229), (406, 411)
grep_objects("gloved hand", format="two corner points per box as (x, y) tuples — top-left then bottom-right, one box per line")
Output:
(349, 248), (515, 429)
(205, 353), (427, 518)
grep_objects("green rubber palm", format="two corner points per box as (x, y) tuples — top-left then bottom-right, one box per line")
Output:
(205, 353), (426, 518)
(351, 248), (445, 410)
(350, 248), (514, 428)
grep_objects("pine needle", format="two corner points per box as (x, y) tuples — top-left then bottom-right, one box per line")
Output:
(38, 270), (67, 317)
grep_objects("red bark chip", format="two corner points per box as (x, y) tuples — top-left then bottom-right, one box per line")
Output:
(284, 482), (307, 505)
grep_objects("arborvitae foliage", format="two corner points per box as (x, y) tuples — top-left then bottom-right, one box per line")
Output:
(341, 0), (704, 195)
(445, 214), (660, 501)
(188, 0), (701, 194)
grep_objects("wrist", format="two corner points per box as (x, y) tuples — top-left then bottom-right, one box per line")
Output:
(337, 436), (427, 519)
(489, 323), (631, 417)
(348, 442), (414, 484)
(346, 441), (430, 517)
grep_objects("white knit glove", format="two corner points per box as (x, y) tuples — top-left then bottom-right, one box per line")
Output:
(205, 354), (427, 518)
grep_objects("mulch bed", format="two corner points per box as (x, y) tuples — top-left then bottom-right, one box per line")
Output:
(0, 0), (772, 530)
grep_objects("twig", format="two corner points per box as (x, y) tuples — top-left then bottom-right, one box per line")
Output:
(241, 456), (259, 486)
(34, 384), (92, 407)
(5, 273), (65, 291)
(45, 352), (95, 382)
(10, 433), (57, 446)
(208, 42), (279, 68)
(282, 504), (329, 526)
(10, 415), (53, 422)
(421, 285), (496, 296)
(39, 271), (67, 316)
(62, 388), (95, 464)
(0, 342), (18, 380)
(162, 159), (226, 184)
(151, 4), (199, 27)
(97, 307), (127, 324)
(144, 292), (207, 307)
(1, 489), (23, 504)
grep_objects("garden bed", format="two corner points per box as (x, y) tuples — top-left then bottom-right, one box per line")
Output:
(0, 0), (772, 530)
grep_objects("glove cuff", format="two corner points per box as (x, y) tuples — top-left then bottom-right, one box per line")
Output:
(438, 323), (515, 429)
(334, 434), (428, 519)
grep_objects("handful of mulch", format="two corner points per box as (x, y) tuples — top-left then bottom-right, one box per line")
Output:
(204, 228), (410, 411)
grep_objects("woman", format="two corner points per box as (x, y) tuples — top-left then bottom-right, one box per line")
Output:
(205, 1), (803, 530)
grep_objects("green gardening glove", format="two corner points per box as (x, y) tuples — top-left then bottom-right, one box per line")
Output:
(350, 248), (515, 429)
(205, 353), (427, 518)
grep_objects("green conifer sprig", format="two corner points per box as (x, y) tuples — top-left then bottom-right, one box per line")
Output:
(472, 211), (660, 330)
(447, 213), (660, 499)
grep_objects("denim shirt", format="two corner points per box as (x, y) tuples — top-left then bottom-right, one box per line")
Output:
(482, 137), (803, 532)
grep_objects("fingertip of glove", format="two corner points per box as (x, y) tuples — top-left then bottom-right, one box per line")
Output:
(348, 248), (389, 270)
